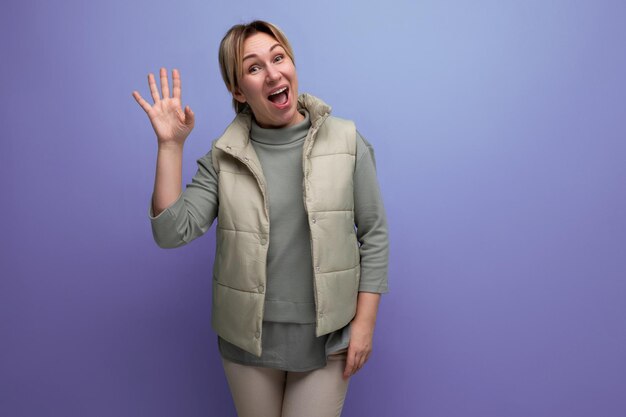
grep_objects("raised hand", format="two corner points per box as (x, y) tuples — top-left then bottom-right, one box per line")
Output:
(132, 68), (195, 148)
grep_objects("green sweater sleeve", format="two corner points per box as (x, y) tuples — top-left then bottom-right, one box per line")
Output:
(148, 151), (219, 248)
(354, 132), (390, 293)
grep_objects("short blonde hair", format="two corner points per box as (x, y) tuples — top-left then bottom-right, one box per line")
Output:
(218, 20), (296, 113)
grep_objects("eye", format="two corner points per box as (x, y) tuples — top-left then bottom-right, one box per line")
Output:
(274, 54), (284, 63)
(248, 65), (261, 74)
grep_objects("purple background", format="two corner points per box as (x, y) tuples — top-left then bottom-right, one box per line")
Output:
(2, 0), (625, 416)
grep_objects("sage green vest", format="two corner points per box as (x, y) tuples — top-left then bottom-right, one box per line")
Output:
(210, 94), (359, 357)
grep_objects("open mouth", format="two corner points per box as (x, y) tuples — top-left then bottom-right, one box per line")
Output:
(267, 86), (289, 106)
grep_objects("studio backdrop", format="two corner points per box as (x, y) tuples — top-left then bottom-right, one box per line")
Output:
(1, 0), (625, 416)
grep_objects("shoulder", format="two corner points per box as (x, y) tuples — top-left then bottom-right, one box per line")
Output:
(354, 130), (378, 168)
(355, 130), (373, 155)
(195, 147), (216, 171)
(322, 115), (356, 136)
(212, 112), (253, 152)
(316, 115), (357, 154)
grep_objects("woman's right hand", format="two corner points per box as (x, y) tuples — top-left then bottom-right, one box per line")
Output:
(132, 67), (195, 148)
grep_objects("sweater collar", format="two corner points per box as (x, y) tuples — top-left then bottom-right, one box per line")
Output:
(250, 109), (311, 145)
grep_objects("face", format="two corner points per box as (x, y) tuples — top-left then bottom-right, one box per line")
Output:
(233, 32), (304, 128)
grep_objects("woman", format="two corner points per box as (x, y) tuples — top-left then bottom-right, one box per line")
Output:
(132, 20), (388, 417)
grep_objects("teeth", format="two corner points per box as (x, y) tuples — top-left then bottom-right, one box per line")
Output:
(269, 87), (287, 96)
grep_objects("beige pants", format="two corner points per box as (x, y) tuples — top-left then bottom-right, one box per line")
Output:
(221, 349), (350, 417)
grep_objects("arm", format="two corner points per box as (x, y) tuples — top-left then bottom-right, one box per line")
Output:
(133, 67), (195, 217)
(344, 132), (389, 379)
(148, 150), (219, 248)
(152, 144), (183, 216)
(133, 68), (218, 248)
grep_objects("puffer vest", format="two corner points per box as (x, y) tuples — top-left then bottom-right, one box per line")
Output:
(210, 93), (360, 357)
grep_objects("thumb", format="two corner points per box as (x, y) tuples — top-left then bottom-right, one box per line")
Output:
(184, 106), (194, 126)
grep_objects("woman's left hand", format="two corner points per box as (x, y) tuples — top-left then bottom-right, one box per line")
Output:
(343, 318), (375, 379)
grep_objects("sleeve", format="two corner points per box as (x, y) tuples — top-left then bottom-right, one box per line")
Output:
(354, 131), (389, 293)
(148, 150), (219, 248)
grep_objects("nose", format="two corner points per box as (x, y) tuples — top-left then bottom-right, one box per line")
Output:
(266, 66), (281, 83)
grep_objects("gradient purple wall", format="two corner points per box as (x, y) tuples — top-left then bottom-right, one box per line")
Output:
(2, 1), (625, 416)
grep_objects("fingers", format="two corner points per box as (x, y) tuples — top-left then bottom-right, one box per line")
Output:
(132, 91), (152, 114)
(160, 67), (170, 99)
(184, 105), (194, 126)
(343, 350), (354, 379)
(172, 68), (181, 100)
(148, 73), (160, 103)
(343, 349), (357, 379)
(356, 351), (369, 371)
(343, 348), (370, 379)
(146, 68), (179, 103)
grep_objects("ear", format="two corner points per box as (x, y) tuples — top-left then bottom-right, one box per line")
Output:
(232, 87), (246, 104)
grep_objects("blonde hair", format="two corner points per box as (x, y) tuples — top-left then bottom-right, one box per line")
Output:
(218, 20), (296, 113)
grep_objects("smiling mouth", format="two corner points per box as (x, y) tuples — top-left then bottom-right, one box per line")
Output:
(268, 86), (289, 105)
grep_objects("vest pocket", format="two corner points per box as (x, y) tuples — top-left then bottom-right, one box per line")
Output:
(311, 211), (360, 273)
(315, 265), (360, 335)
(212, 279), (264, 357)
(214, 227), (268, 292)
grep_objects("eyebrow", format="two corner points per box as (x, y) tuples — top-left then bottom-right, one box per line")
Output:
(242, 43), (284, 62)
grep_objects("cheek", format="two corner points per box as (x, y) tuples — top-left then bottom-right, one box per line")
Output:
(246, 81), (265, 102)
(239, 77), (257, 96)
(289, 68), (299, 86)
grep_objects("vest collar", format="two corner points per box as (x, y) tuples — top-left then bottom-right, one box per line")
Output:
(298, 93), (332, 129)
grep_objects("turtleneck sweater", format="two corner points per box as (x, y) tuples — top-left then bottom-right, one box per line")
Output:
(246, 109), (318, 323)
